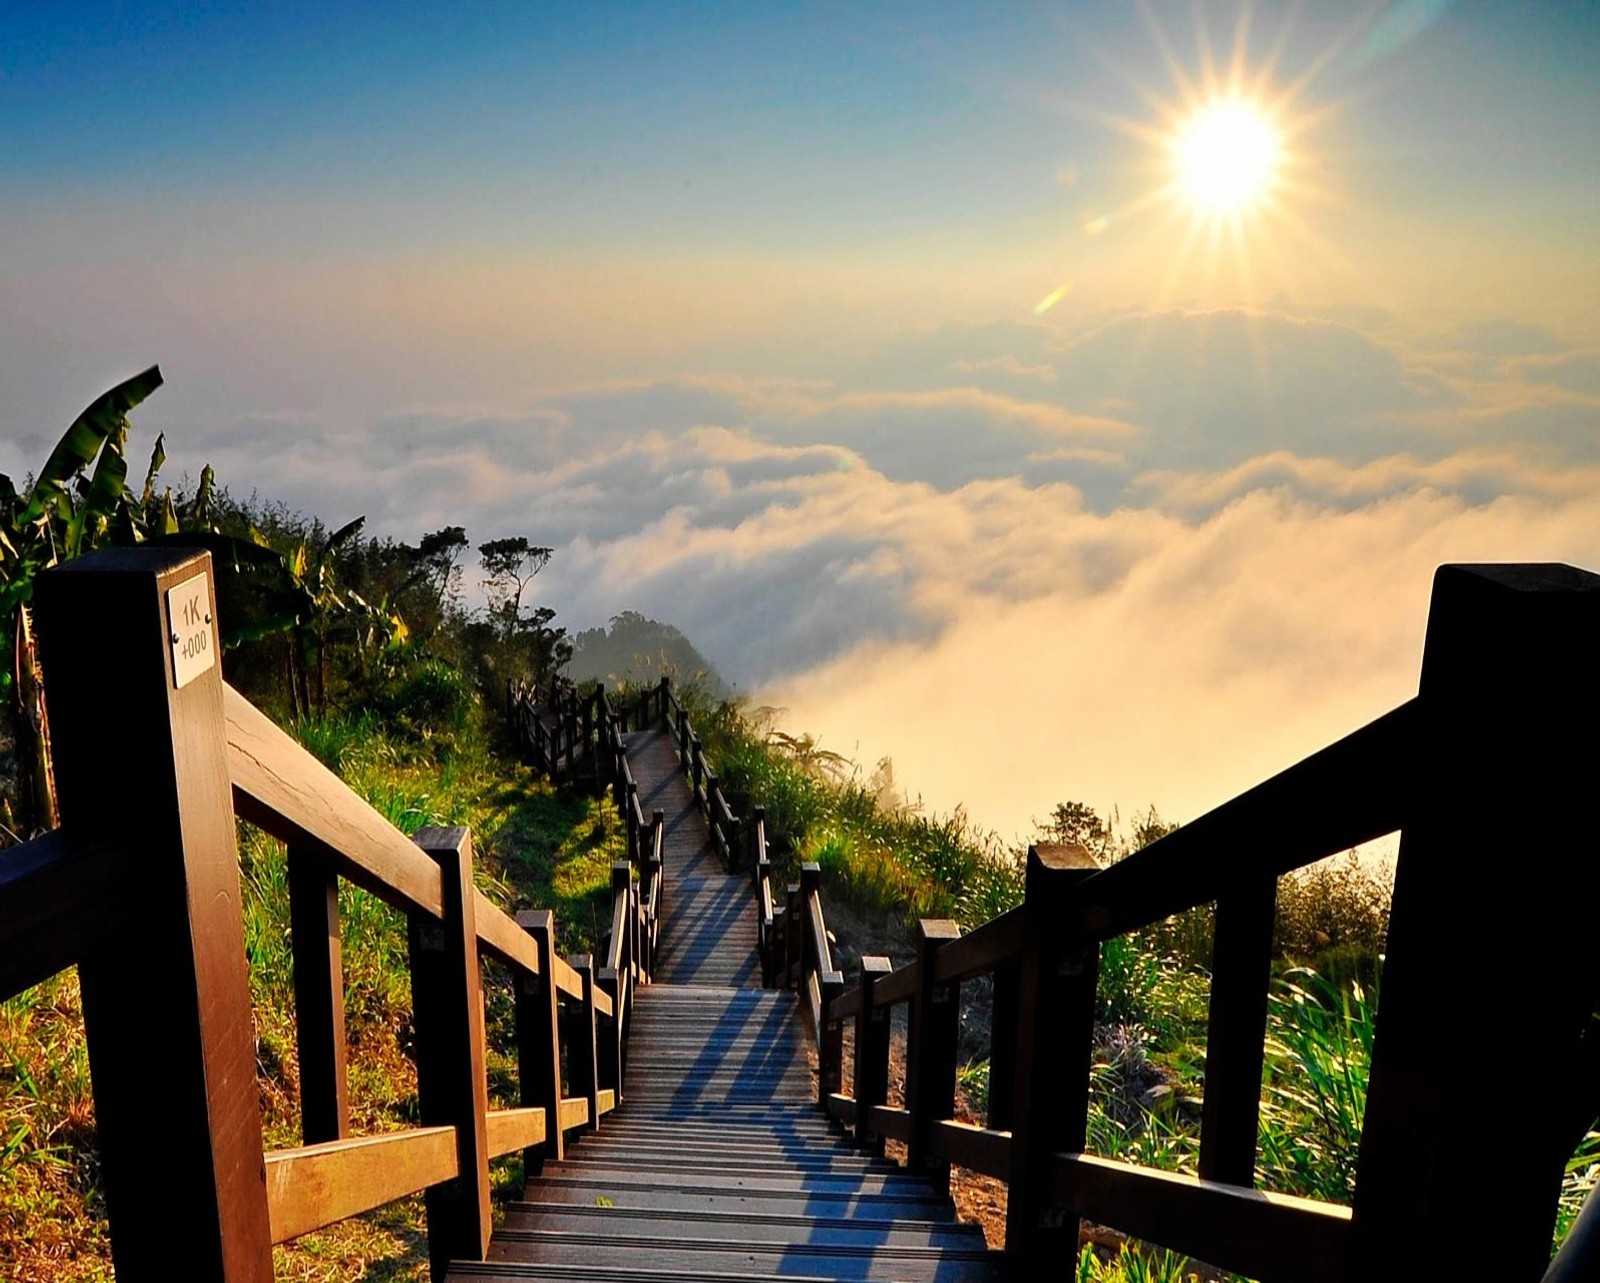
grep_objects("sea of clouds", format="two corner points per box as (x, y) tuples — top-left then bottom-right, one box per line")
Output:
(9, 301), (1596, 838)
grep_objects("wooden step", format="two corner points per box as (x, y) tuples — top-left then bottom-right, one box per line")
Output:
(504, 1203), (985, 1248)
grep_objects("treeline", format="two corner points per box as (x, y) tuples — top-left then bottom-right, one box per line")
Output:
(0, 368), (570, 834)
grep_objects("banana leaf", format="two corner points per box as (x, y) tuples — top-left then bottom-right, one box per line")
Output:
(22, 365), (162, 525)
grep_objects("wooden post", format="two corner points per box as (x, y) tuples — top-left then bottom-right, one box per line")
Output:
(657, 675), (670, 728)
(1349, 564), (1600, 1281)
(34, 547), (274, 1282)
(287, 841), (350, 1143)
(750, 807), (766, 890)
(626, 782), (640, 865)
(854, 956), (893, 1153)
(596, 965), (622, 1104)
(819, 974), (845, 1106)
(567, 954), (600, 1135)
(515, 910), (563, 1171)
(725, 813), (741, 875)
(1005, 843), (1100, 1268)
(906, 919), (961, 1189)
(784, 885), (802, 989)
(690, 737), (704, 805)
(1198, 877), (1276, 1186)
(408, 826), (491, 1280)
(677, 708), (690, 765)
(986, 957), (1019, 1132)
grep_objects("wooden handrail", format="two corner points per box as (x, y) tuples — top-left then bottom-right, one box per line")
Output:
(224, 684), (447, 919)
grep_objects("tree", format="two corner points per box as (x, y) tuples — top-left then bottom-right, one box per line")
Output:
(1039, 800), (1112, 862)
(476, 537), (569, 685)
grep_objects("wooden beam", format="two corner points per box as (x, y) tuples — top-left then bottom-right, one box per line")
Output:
(0, 829), (125, 998)
(266, 1127), (458, 1244)
(485, 1107), (546, 1159)
(558, 1097), (590, 1132)
(473, 891), (540, 976)
(223, 684), (445, 919)
(930, 1120), (1010, 1180)
(931, 908), (1022, 985)
(1049, 1153), (1350, 1283)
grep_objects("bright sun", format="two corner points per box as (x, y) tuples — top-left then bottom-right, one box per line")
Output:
(1173, 99), (1280, 213)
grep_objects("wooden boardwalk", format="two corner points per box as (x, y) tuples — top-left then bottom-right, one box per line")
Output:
(450, 732), (1001, 1281)
(626, 729), (760, 988)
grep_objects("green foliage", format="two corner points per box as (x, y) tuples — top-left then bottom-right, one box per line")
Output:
(1075, 1241), (1204, 1283)
(1257, 969), (1375, 1202)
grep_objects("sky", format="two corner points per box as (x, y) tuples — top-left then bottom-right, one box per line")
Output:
(4, 1), (1599, 842)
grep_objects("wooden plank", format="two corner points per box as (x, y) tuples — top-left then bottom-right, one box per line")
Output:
(1048, 1154), (1350, 1283)
(515, 910), (564, 1171)
(36, 548), (275, 1282)
(0, 829), (125, 998)
(224, 684), (446, 920)
(473, 891), (540, 976)
(408, 827), (491, 1278)
(906, 919), (961, 1189)
(930, 1120), (1010, 1180)
(287, 843), (349, 1143)
(827, 1093), (858, 1124)
(873, 961), (918, 1007)
(1198, 876), (1276, 1186)
(931, 908), (1022, 985)
(558, 1097), (590, 1132)
(266, 1126), (458, 1243)
(866, 1105), (913, 1143)
(552, 952), (585, 1002)
(597, 1089), (617, 1117)
(1005, 843), (1099, 1267)
(828, 985), (862, 1023)
(1072, 701), (1416, 939)
(486, 1107), (547, 1159)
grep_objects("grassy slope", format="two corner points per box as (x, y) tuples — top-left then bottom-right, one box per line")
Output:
(0, 709), (623, 1283)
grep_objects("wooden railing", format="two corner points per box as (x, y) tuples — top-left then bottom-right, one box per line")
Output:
(632, 677), (787, 984)
(0, 547), (660, 1282)
(808, 563), (1600, 1282)
(507, 678), (598, 782)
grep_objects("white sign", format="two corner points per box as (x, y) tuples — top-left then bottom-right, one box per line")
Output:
(167, 572), (216, 689)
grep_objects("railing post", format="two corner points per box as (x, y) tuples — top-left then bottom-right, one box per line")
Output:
(287, 842), (349, 1143)
(1350, 564), (1600, 1280)
(626, 781), (641, 865)
(855, 956), (893, 1153)
(657, 675), (670, 728)
(1198, 876), (1276, 1185)
(750, 806), (766, 890)
(784, 884), (802, 989)
(1005, 842), (1099, 1268)
(691, 736), (704, 803)
(677, 708), (690, 764)
(596, 965), (622, 1105)
(650, 809), (666, 971)
(35, 548), (274, 1282)
(906, 918), (961, 1189)
(986, 957), (1019, 1132)
(515, 909), (564, 1171)
(567, 954), (600, 1134)
(408, 826), (491, 1280)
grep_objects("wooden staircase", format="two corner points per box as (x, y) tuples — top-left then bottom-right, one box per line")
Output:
(449, 730), (1001, 1281)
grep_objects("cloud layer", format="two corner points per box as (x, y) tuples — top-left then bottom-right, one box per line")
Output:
(49, 302), (1600, 837)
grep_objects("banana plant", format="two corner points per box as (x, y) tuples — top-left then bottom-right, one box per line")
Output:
(0, 368), (409, 835)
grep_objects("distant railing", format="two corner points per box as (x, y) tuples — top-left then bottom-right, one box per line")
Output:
(632, 677), (787, 986)
(0, 547), (662, 1282)
(809, 563), (1600, 1283)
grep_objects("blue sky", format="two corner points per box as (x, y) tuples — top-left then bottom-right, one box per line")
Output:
(3, 2), (1598, 834)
